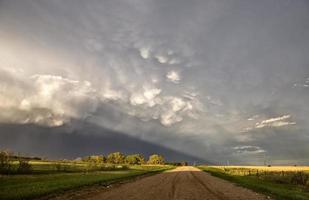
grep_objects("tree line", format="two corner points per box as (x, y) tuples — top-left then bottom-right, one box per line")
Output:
(81, 152), (165, 165)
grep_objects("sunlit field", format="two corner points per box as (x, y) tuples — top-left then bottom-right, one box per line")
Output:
(212, 165), (309, 172)
(199, 166), (309, 200)
(7, 160), (130, 174)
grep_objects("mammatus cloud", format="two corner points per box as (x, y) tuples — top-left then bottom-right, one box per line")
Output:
(0, 0), (309, 164)
(155, 55), (168, 64)
(139, 47), (150, 59)
(0, 65), (203, 127)
(166, 71), (181, 83)
(128, 89), (203, 126)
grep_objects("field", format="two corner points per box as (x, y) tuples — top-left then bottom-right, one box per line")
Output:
(199, 166), (309, 200)
(0, 160), (172, 200)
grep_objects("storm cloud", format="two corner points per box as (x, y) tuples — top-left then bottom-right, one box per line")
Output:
(0, 0), (309, 164)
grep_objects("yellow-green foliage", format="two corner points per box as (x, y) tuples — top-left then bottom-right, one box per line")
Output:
(199, 166), (309, 200)
(209, 166), (309, 187)
(147, 154), (165, 165)
(212, 166), (309, 172)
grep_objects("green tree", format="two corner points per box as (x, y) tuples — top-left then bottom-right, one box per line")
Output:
(89, 155), (106, 163)
(107, 152), (125, 164)
(17, 159), (32, 174)
(0, 150), (11, 173)
(125, 154), (145, 165)
(147, 154), (165, 165)
(82, 155), (106, 163)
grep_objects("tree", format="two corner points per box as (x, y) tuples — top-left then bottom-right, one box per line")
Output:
(82, 155), (106, 164)
(147, 154), (165, 165)
(17, 159), (32, 174)
(125, 154), (145, 165)
(90, 155), (106, 163)
(107, 152), (125, 164)
(0, 150), (11, 173)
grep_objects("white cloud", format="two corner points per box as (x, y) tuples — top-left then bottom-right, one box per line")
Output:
(130, 87), (161, 107)
(155, 55), (168, 63)
(0, 65), (201, 128)
(143, 88), (161, 100)
(255, 115), (296, 128)
(247, 115), (259, 121)
(128, 89), (203, 126)
(166, 71), (180, 83)
(0, 72), (98, 127)
(170, 97), (186, 112)
(139, 47), (150, 59)
(130, 93), (147, 105)
(259, 115), (290, 124)
(271, 121), (296, 127)
(233, 146), (266, 154)
(101, 89), (124, 101)
(240, 114), (296, 132)
(160, 111), (183, 126)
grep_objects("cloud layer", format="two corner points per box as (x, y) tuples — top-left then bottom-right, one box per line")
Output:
(0, 0), (309, 164)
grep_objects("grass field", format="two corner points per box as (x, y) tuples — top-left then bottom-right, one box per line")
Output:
(199, 166), (309, 200)
(4, 160), (130, 174)
(0, 163), (172, 200)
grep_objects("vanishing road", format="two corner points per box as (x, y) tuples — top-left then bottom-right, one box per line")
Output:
(49, 166), (269, 200)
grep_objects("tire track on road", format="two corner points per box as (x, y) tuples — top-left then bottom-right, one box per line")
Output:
(191, 171), (228, 200)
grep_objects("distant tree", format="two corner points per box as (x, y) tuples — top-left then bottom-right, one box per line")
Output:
(90, 155), (106, 163)
(17, 159), (32, 174)
(147, 154), (165, 165)
(125, 154), (145, 165)
(107, 152), (125, 164)
(0, 150), (11, 173)
(82, 155), (106, 164)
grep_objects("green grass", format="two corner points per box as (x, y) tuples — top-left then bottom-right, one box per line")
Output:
(5, 160), (131, 174)
(0, 165), (172, 200)
(198, 166), (309, 200)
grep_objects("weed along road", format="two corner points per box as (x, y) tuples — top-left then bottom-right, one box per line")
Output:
(50, 166), (269, 200)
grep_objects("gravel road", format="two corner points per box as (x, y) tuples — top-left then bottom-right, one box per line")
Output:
(47, 166), (270, 200)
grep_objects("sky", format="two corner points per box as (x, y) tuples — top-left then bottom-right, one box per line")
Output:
(0, 0), (309, 165)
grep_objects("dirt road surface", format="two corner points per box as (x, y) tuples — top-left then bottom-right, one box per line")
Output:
(48, 166), (270, 200)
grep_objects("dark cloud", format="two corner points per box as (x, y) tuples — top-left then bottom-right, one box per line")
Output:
(0, 121), (207, 164)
